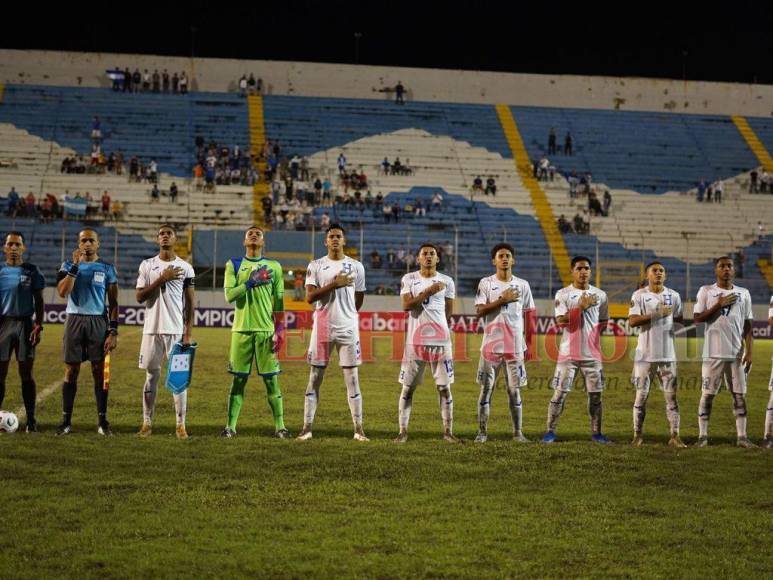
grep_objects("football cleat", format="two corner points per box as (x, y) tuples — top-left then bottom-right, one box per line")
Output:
(512, 432), (530, 443)
(393, 431), (408, 444)
(296, 427), (313, 441)
(137, 422), (152, 437)
(176, 425), (189, 440)
(541, 431), (557, 444)
(353, 431), (370, 442)
(56, 423), (72, 436)
(631, 434), (644, 447)
(274, 428), (291, 439)
(591, 433), (611, 445)
(761, 437), (772, 449)
(25, 420), (39, 433)
(736, 437), (758, 449)
(220, 427), (236, 438)
(668, 436), (687, 448)
(694, 436), (709, 448)
(443, 432), (461, 444)
(474, 431), (488, 443)
(97, 422), (113, 436)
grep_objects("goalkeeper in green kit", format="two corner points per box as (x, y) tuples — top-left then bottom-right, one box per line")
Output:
(220, 226), (289, 438)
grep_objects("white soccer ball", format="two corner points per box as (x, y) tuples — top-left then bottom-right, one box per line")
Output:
(0, 410), (19, 433)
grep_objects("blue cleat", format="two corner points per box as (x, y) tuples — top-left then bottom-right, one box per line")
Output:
(541, 431), (557, 444)
(591, 433), (611, 445)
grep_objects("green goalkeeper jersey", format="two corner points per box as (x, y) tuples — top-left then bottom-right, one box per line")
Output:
(224, 256), (284, 332)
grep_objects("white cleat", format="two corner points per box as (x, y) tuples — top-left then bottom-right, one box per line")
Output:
(694, 436), (709, 448)
(296, 428), (313, 441)
(668, 436), (687, 448)
(736, 437), (758, 449)
(474, 431), (488, 443)
(353, 432), (370, 442)
(393, 431), (408, 444)
(512, 432), (530, 443)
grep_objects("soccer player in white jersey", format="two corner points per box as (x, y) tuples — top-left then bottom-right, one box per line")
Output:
(628, 261), (686, 448)
(543, 256), (611, 444)
(298, 224), (368, 441)
(474, 243), (536, 443)
(136, 225), (195, 439)
(395, 243), (458, 443)
(693, 256), (756, 448)
(764, 295), (773, 448)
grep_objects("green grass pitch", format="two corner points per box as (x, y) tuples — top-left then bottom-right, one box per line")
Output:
(1, 326), (771, 578)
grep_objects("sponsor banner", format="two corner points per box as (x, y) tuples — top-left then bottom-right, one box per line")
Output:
(41, 306), (772, 338)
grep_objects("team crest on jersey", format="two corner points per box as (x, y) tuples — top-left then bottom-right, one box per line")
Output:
(663, 294), (673, 306)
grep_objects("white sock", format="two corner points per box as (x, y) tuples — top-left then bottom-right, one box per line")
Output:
(304, 366), (325, 426)
(142, 368), (161, 424)
(765, 392), (773, 438)
(437, 384), (454, 432)
(505, 384), (523, 433)
(174, 390), (187, 426)
(664, 390), (680, 435)
(698, 393), (714, 438)
(633, 389), (649, 433)
(398, 384), (415, 431)
(477, 379), (493, 433)
(732, 393), (748, 438)
(342, 367), (362, 427)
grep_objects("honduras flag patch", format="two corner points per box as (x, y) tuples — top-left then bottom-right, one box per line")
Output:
(165, 342), (198, 394)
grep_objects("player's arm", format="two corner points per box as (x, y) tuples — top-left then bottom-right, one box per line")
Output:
(30, 288), (44, 346)
(104, 282), (119, 353)
(401, 282), (445, 310)
(57, 252), (82, 298)
(693, 291), (736, 324)
(475, 287), (520, 317)
(183, 284), (194, 345)
(355, 291), (364, 311)
(742, 319), (753, 368)
(137, 266), (185, 303)
(444, 297), (454, 326)
(305, 274), (353, 304)
(224, 260), (247, 304)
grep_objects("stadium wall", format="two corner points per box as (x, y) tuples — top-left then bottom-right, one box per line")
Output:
(1, 49), (771, 116)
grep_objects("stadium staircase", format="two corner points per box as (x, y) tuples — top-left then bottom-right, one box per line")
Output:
(247, 94), (271, 227)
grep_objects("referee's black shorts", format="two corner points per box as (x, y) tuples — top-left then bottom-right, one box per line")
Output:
(63, 314), (108, 364)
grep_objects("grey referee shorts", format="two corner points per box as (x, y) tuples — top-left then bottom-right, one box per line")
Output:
(0, 317), (34, 362)
(63, 314), (108, 364)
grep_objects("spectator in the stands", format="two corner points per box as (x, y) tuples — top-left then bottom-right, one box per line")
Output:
(392, 157), (403, 175)
(375, 191), (384, 208)
(149, 159), (158, 183)
(142, 69), (151, 91)
(564, 132), (573, 155)
(374, 284), (387, 296)
(6, 187), (19, 217)
(396, 245), (406, 265)
(247, 74), (256, 95)
(588, 192), (604, 216)
(603, 190), (612, 215)
(239, 75), (247, 96)
(485, 176), (497, 196)
(538, 157), (549, 181)
(169, 182), (179, 203)
(25, 192), (36, 217)
(386, 247), (396, 269)
(381, 157), (390, 175)
(337, 152), (347, 175)
(706, 183), (713, 202)
(320, 212), (331, 230)
(761, 169), (770, 193)
(414, 197), (426, 217)
(382, 203), (393, 223)
(749, 169), (758, 193)
(152, 70), (161, 92)
(111, 199), (124, 220)
(432, 190), (443, 211)
(256, 78), (263, 94)
(573, 212), (585, 234)
(122, 67), (132, 92)
(548, 128), (557, 155)
(132, 69), (141, 93)
(91, 116), (102, 141)
(150, 184), (160, 202)
(370, 250), (383, 269)
(472, 175), (483, 193)
(713, 180), (723, 203)
(548, 163), (557, 182)
(172, 72), (179, 93)
(567, 171), (579, 199)
(322, 178), (332, 207)
(179, 72), (188, 94)
(696, 179), (706, 202)
(290, 155), (300, 180)
(395, 81), (405, 104)
(162, 70), (170, 92)
(557, 214), (571, 233)
(443, 241), (454, 265)
(300, 157), (310, 181)
(101, 191), (111, 218)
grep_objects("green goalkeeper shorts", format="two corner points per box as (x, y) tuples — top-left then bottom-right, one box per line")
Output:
(227, 331), (280, 377)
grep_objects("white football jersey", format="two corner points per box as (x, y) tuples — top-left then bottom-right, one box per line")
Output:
(554, 284), (609, 362)
(694, 283), (752, 360)
(136, 256), (195, 335)
(769, 295), (773, 360)
(401, 271), (455, 347)
(629, 286), (682, 362)
(475, 274), (535, 357)
(305, 255), (366, 334)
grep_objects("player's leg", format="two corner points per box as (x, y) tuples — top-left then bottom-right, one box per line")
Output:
(0, 318), (15, 409)
(138, 334), (164, 435)
(162, 335), (189, 438)
(583, 361), (609, 443)
(59, 315), (84, 434)
(87, 317), (110, 434)
(544, 361), (575, 442)
(298, 329), (330, 440)
(431, 347), (457, 442)
(395, 350), (423, 442)
(223, 331), (254, 436)
(631, 363), (651, 446)
(255, 331), (288, 437)
(658, 363), (685, 448)
(475, 357), (496, 442)
(16, 319), (38, 431)
(764, 367), (773, 448)
(729, 361), (755, 448)
(337, 337), (367, 440)
(0, 360), (9, 411)
(504, 359), (528, 441)
(696, 360), (722, 446)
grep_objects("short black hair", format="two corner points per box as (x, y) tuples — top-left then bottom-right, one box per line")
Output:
(5, 231), (25, 244)
(417, 242), (440, 255)
(326, 223), (346, 235)
(158, 223), (176, 234)
(246, 225), (264, 234)
(714, 255), (733, 265)
(644, 261), (664, 273)
(491, 243), (515, 260)
(571, 255), (592, 268)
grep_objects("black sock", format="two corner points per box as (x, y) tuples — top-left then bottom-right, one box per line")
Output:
(0, 381), (5, 409)
(94, 380), (108, 424)
(21, 380), (36, 424)
(62, 381), (77, 424)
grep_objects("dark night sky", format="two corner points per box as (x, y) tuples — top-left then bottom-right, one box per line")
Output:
(4, 2), (772, 85)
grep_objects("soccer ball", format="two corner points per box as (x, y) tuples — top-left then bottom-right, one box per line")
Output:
(0, 410), (19, 433)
